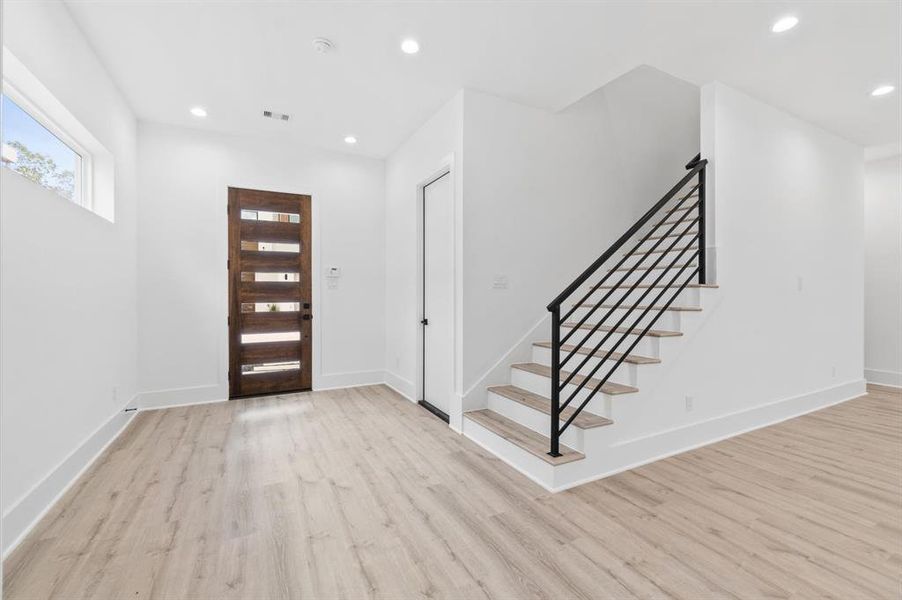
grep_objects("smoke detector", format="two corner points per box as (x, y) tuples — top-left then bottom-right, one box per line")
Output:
(312, 38), (334, 54)
(263, 110), (290, 121)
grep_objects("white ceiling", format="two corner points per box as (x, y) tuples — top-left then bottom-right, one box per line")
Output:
(63, 0), (901, 158)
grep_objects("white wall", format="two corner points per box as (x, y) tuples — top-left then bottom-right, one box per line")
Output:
(1, 0), (138, 553)
(498, 81), (869, 491)
(384, 93), (463, 403)
(136, 122), (386, 407)
(461, 67), (700, 400)
(383, 68), (700, 429)
(864, 154), (902, 387)
(621, 81), (865, 444)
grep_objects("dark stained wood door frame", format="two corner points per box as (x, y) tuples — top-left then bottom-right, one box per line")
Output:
(228, 187), (312, 398)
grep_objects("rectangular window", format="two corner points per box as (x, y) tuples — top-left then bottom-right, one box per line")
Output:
(1, 93), (87, 207)
(2, 48), (115, 221)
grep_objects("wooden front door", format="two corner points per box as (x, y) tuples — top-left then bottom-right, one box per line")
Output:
(228, 187), (312, 398)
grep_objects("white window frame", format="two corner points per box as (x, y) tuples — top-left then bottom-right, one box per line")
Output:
(1, 46), (115, 222)
(2, 83), (93, 210)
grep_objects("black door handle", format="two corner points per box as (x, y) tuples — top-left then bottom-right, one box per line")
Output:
(303, 314), (312, 321)
(420, 318), (428, 326)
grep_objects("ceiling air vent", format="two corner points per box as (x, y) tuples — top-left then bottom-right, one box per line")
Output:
(263, 110), (290, 121)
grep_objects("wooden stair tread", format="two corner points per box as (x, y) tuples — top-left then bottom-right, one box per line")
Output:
(664, 203), (697, 213)
(488, 385), (613, 429)
(464, 409), (584, 465)
(593, 283), (718, 290)
(610, 262), (695, 272)
(533, 341), (660, 364)
(655, 198), (699, 213)
(512, 362), (638, 395)
(626, 245), (696, 257)
(571, 303), (701, 312)
(654, 217), (699, 228)
(561, 322), (682, 338)
(644, 230), (697, 241)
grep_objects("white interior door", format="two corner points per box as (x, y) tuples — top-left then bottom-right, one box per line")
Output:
(423, 172), (453, 417)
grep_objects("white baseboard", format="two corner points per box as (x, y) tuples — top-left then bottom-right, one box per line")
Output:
(136, 370), (386, 410)
(2, 401), (137, 557)
(552, 378), (867, 492)
(137, 383), (225, 410)
(315, 370), (385, 391)
(865, 368), (902, 389)
(383, 370), (415, 402)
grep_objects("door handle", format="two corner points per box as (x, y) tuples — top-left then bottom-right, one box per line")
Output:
(303, 314), (312, 321)
(420, 318), (428, 326)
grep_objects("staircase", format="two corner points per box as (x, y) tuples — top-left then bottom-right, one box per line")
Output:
(462, 155), (718, 491)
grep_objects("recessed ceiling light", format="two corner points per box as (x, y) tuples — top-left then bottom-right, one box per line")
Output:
(401, 39), (420, 54)
(190, 106), (207, 118)
(871, 85), (896, 97)
(771, 16), (799, 33)
(344, 135), (357, 145)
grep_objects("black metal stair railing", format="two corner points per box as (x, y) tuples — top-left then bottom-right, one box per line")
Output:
(546, 154), (708, 457)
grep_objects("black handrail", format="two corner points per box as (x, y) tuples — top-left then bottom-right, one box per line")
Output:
(546, 154), (707, 457)
(558, 189), (699, 358)
(546, 155), (706, 311)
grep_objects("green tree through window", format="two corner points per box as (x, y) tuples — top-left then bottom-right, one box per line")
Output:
(1, 94), (80, 203)
(4, 141), (76, 200)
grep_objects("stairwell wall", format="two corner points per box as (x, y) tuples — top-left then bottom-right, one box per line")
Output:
(603, 82), (866, 462)
(459, 67), (701, 415)
(385, 68), (701, 429)
(535, 82), (868, 492)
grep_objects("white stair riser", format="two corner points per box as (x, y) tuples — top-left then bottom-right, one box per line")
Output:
(634, 223), (698, 241)
(567, 307), (682, 331)
(560, 326), (662, 358)
(462, 418), (554, 488)
(511, 368), (621, 416)
(581, 286), (701, 307)
(532, 345), (645, 385)
(603, 267), (699, 287)
(621, 257), (701, 275)
(635, 233), (699, 253)
(486, 390), (584, 450)
(638, 217), (698, 230)
(621, 248), (700, 269)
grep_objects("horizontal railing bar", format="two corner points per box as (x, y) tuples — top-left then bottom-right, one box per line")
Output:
(651, 199), (699, 222)
(644, 230), (699, 242)
(559, 233), (699, 403)
(641, 201), (701, 232)
(624, 244), (697, 258)
(547, 160), (707, 311)
(561, 188), (699, 326)
(559, 187), (699, 339)
(651, 217), (700, 230)
(561, 265), (699, 424)
(561, 190), (699, 325)
(558, 266), (699, 435)
(549, 154), (706, 455)
(559, 209), (698, 356)
(559, 215), (700, 370)
(610, 261), (696, 273)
